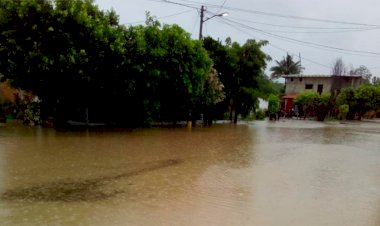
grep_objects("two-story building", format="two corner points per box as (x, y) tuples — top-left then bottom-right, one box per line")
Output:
(281, 74), (366, 114)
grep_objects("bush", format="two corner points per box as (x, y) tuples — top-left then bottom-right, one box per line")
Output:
(295, 91), (330, 121)
(255, 109), (266, 120)
(338, 104), (349, 120)
(267, 94), (280, 114)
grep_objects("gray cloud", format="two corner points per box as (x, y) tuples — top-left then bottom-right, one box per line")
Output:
(95, 0), (380, 76)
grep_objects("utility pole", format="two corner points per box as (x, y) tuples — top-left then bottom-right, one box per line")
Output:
(299, 52), (302, 68)
(198, 6), (228, 40)
(299, 52), (302, 74)
(199, 5), (205, 40)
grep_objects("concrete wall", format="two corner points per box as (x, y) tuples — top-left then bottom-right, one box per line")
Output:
(285, 76), (364, 95)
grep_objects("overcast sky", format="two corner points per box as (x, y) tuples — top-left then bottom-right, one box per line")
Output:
(94, 0), (380, 77)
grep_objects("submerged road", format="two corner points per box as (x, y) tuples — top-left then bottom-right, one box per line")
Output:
(0, 120), (380, 225)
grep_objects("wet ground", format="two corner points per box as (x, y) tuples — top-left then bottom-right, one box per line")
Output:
(0, 120), (380, 225)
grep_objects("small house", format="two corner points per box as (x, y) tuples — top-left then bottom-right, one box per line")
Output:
(281, 74), (366, 115)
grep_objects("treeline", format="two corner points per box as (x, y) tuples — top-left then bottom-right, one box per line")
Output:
(0, 0), (280, 126)
(295, 84), (380, 121)
(337, 84), (380, 119)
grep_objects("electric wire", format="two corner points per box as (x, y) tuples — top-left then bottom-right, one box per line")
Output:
(191, 10), (200, 35)
(226, 16), (378, 30)
(149, 0), (380, 66)
(221, 17), (380, 58)
(216, 0), (228, 14)
(226, 16), (380, 33)
(221, 17), (380, 57)
(215, 5), (380, 27)
(268, 43), (332, 69)
(125, 9), (195, 25)
(234, 27), (377, 34)
(216, 18), (333, 70)
(158, 0), (380, 27)
(153, 0), (199, 9)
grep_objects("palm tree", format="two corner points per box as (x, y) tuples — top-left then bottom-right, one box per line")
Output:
(270, 54), (303, 79)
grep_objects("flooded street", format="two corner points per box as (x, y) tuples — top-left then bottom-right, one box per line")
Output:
(1, 120), (380, 226)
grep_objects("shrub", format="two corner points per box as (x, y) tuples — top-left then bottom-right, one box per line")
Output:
(338, 104), (349, 120)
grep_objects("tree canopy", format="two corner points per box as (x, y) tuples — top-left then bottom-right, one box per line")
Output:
(349, 65), (372, 81)
(202, 37), (272, 123)
(337, 84), (380, 119)
(0, 0), (214, 126)
(270, 54), (303, 79)
(295, 91), (330, 121)
(0, 0), (279, 126)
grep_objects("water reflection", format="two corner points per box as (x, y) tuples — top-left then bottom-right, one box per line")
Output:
(1, 120), (380, 225)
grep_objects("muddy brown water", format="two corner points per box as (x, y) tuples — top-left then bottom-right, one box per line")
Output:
(1, 120), (380, 225)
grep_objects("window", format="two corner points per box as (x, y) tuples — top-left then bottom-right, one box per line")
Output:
(317, 84), (323, 94)
(299, 78), (303, 82)
(290, 78), (294, 82)
(305, 84), (313, 89)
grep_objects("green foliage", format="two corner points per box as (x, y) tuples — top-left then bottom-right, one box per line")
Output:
(337, 87), (357, 119)
(0, 0), (276, 126)
(337, 84), (380, 119)
(256, 75), (285, 98)
(130, 22), (212, 123)
(268, 94), (280, 114)
(0, 1), (212, 126)
(338, 104), (349, 120)
(202, 37), (270, 123)
(295, 91), (318, 107)
(255, 109), (266, 120)
(295, 91), (330, 121)
(202, 68), (225, 106)
(355, 85), (380, 111)
(270, 54), (303, 79)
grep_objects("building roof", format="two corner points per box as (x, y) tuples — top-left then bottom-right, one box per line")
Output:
(282, 94), (297, 99)
(282, 74), (363, 78)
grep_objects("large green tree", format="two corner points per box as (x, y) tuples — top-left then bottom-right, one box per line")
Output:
(126, 19), (212, 124)
(0, 0), (213, 126)
(202, 37), (271, 123)
(0, 0), (125, 124)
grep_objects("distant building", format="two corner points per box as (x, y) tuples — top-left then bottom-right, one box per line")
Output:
(281, 74), (366, 114)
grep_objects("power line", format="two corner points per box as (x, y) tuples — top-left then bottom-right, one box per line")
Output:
(237, 27), (377, 34)
(216, 18), (332, 70)
(222, 17), (380, 57)
(125, 9), (195, 25)
(151, 1), (380, 58)
(166, 0), (221, 8)
(154, 0), (199, 9)
(158, 0), (380, 27)
(268, 43), (332, 69)
(216, 0), (228, 14)
(227, 16), (380, 31)
(224, 17), (380, 58)
(191, 9), (200, 34)
(145, 0), (380, 57)
(220, 6), (380, 27)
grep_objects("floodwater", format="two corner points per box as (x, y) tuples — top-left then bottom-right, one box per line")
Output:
(1, 120), (380, 226)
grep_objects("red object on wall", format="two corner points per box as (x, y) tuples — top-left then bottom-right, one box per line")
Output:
(281, 94), (297, 114)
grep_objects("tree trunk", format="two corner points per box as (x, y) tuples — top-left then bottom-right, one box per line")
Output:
(233, 110), (238, 124)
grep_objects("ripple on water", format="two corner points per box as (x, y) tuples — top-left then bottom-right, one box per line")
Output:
(0, 159), (183, 202)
